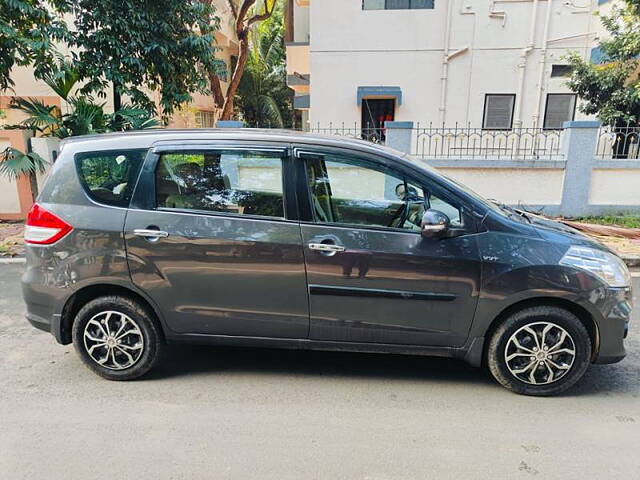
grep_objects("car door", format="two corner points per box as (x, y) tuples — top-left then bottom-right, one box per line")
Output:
(295, 146), (482, 347)
(124, 142), (309, 338)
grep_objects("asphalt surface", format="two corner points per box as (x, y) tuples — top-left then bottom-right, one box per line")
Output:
(1, 263), (639, 480)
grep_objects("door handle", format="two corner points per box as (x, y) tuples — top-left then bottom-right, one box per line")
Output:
(308, 242), (346, 255)
(133, 229), (169, 240)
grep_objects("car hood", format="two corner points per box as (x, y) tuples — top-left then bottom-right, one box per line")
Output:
(527, 213), (616, 254)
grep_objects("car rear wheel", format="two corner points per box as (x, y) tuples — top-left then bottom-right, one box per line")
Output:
(72, 296), (163, 380)
(487, 306), (592, 396)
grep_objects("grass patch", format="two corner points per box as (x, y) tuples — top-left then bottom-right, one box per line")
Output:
(575, 215), (640, 229)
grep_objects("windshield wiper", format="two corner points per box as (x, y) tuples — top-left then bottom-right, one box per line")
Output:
(488, 199), (532, 223)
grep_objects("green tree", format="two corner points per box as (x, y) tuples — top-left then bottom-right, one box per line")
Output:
(235, 2), (292, 127)
(567, 0), (640, 125)
(0, 0), (70, 92)
(218, 0), (277, 120)
(4, 60), (160, 138)
(68, 0), (223, 117)
(1, 61), (159, 195)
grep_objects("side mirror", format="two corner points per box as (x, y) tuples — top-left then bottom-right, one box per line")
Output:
(421, 209), (450, 239)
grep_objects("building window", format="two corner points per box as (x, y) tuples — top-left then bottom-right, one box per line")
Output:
(195, 111), (216, 128)
(483, 94), (515, 130)
(551, 65), (573, 78)
(363, 0), (434, 10)
(544, 94), (577, 129)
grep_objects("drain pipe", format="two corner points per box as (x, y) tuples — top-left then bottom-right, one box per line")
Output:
(439, 0), (455, 125)
(514, 0), (539, 128)
(533, 0), (554, 128)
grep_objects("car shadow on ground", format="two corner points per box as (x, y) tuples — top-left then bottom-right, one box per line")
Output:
(147, 343), (494, 386)
(144, 343), (639, 396)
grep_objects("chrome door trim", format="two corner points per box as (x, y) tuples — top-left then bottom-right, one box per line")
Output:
(133, 229), (169, 239)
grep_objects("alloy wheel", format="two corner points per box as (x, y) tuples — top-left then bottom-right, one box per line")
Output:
(504, 321), (576, 385)
(82, 311), (144, 370)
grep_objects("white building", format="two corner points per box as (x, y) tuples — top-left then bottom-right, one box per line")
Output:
(286, 0), (615, 131)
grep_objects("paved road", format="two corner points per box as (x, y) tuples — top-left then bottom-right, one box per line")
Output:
(1, 263), (639, 480)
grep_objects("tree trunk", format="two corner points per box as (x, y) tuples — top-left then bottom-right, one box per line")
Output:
(28, 171), (38, 202)
(209, 73), (225, 109)
(113, 83), (122, 112)
(220, 37), (250, 121)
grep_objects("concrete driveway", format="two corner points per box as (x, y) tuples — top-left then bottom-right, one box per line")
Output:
(1, 263), (639, 479)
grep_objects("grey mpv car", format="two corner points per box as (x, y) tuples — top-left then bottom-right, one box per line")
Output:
(22, 129), (633, 396)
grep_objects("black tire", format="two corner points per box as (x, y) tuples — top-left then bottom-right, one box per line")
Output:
(487, 306), (591, 396)
(72, 295), (163, 380)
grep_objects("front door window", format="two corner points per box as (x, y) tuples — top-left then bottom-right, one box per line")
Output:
(305, 153), (464, 231)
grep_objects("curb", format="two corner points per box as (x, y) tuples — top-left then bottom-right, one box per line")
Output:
(622, 255), (640, 268)
(0, 257), (25, 264)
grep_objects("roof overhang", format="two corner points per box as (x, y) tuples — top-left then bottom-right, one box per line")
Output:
(357, 86), (402, 106)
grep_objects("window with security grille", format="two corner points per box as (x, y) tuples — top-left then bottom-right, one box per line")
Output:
(194, 111), (216, 128)
(544, 94), (576, 129)
(483, 94), (516, 130)
(551, 65), (573, 78)
(363, 0), (434, 10)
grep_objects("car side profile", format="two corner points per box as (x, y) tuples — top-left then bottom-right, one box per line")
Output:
(22, 129), (633, 396)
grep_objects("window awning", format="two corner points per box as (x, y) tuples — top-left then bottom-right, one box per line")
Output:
(357, 86), (402, 106)
(293, 95), (310, 109)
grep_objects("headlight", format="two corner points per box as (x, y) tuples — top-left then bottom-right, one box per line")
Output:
(560, 246), (631, 287)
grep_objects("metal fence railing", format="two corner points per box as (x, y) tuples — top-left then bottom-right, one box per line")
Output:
(261, 122), (565, 160)
(301, 122), (386, 144)
(411, 123), (563, 160)
(595, 125), (640, 159)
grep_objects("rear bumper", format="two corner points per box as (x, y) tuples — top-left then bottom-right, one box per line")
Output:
(22, 262), (69, 344)
(26, 312), (50, 333)
(25, 311), (66, 344)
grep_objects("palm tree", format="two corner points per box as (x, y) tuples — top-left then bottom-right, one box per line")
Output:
(235, 4), (293, 128)
(1, 60), (159, 197)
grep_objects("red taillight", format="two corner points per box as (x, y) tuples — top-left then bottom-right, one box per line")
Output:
(24, 204), (73, 245)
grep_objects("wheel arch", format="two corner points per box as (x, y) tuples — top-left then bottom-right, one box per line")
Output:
(481, 297), (599, 366)
(59, 283), (167, 345)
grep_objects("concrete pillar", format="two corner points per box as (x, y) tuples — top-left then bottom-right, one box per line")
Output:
(384, 121), (414, 154)
(382, 121), (414, 198)
(559, 120), (601, 217)
(30, 137), (61, 191)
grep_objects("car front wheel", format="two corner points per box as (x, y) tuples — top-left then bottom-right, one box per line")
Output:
(487, 306), (592, 396)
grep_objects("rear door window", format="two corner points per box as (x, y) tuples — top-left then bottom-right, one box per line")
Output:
(76, 149), (148, 207)
(155, 149), (285, 218)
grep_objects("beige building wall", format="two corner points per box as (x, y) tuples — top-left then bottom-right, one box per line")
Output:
(0, 138), (21, 214)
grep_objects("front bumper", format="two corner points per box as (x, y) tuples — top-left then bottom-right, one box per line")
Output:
(592, 286), (633, 364)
